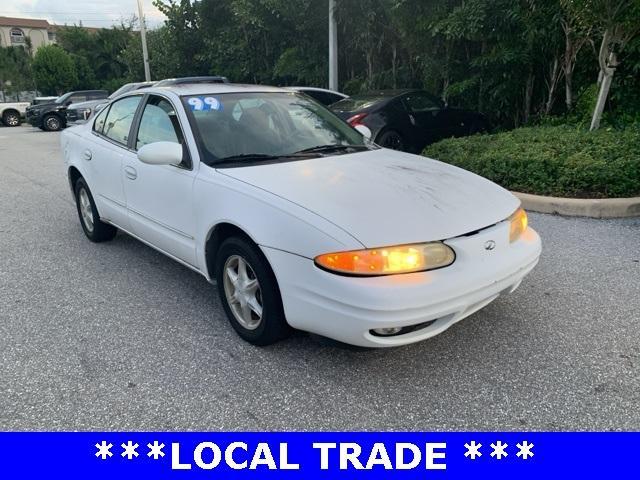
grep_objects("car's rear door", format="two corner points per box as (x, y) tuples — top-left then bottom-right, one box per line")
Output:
(84, 95), (143, 230)
(121, 93), (198, 267)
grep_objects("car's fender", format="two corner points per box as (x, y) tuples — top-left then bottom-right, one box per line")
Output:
(193, 166), (365, 278)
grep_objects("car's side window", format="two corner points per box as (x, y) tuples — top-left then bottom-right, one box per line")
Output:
(71, 94), (87, 103)
(102, 96), (142, 146)
(403, 93), (440, 113)
(135, 96), (183, 151)
(93, 105), (110, 134)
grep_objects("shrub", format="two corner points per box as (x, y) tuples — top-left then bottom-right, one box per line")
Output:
(423, 125), (640, 198)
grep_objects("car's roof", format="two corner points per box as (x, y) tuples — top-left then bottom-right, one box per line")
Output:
(143, 83), (293, 96)
(348, 89), (417, 99)
(285, 86), (346, 96)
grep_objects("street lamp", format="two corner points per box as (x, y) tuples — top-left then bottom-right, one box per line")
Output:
(137, 0), (151, 81)
(329, 0), (338, 91)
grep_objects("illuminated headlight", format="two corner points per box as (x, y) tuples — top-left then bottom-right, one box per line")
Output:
(509, 208), (528, 243)
(315, 242), (455, 276)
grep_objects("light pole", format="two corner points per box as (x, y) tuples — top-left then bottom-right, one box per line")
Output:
(328, 0), (338, 91)
(137, 0), (151, 81)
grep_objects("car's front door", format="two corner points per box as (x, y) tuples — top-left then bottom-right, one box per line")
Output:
(401, 92), (446, 150)
(121, 94), (197, 267)
(86, 95), (143, 230)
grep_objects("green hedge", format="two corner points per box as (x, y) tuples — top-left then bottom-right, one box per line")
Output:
(423, 125), (640, 198)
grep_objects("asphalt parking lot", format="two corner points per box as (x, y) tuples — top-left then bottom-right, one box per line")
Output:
(1, 124), (639, 431)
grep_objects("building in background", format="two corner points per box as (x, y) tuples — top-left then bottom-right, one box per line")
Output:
(0, 16), (57, 51)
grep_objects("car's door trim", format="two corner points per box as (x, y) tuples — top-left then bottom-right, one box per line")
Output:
(126, 205), (195, 240)
(102, 218), (202, 273)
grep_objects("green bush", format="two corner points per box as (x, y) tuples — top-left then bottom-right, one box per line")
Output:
(423, 125), (640, 198)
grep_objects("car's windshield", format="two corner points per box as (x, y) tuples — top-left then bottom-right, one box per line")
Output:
(108, 85), (130, 99)
(331, 95), (386, 112)
(183, 92), (373, 165)
(54, 92), (72, 104)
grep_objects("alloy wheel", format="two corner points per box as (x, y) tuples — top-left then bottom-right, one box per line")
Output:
(78, 188), (94, 233)
(46, 116), (60, 131)
(222, 255), (263, 330)
(5, 113), (19, 126)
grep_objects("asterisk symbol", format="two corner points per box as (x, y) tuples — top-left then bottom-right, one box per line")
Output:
(516, 441), (534, 460)
(147, 441), (165, 460)
(490, 441), (508, 459)
(121, 441), (139, 460)
(95, 441), (113, 460)
(464, 441), (482, 460)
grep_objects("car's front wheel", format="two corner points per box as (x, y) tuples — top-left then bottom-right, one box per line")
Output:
(215, 236), (291, 346)
(43, 114), (63, 131)
(74, 177), (117, 242)
(2, 110), (21, 127)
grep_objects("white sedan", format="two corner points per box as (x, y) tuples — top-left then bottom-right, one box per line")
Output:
(60, 83), (541, 347)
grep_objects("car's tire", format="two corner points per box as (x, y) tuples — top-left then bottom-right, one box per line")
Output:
(43, 114), (63, 131)
(2, 110), (21, 127)
(377, 129), (405, 151)
(215, 236), (291, 346)
(74, 177), (117, 242)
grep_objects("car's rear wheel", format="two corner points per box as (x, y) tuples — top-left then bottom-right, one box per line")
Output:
(215, 236), (291, 346)
(43, 114), (63, 131)
(74, 177), (117, 242)
(2, 110), (20, 127)
(377, 129), (405, 151)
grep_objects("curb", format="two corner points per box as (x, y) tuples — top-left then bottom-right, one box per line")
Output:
(513, 191), (640, 219)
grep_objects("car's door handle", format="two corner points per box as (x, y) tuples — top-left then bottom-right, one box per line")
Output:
(124, 166), (137, 180)
(83, 149), (92, 161)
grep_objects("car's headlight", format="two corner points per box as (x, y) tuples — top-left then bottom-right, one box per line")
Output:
(315, 242), (455, 276)
(509, 208), (528, 243)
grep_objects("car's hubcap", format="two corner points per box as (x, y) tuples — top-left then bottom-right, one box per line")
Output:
(223, 255), (263, 330)
(6, 114), (18, 126)
(78, 188), (94, 232)
(47, 117), (59, 130)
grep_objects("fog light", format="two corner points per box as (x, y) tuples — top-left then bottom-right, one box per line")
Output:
(372, 327), (402, 337)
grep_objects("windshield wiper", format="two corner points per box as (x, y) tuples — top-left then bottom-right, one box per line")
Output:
(215, 152), (316, 165)
(294, 144), (368, 154)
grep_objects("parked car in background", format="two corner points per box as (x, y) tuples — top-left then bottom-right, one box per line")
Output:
(284, 86), (347, 106)
(26, 90), (109, 131)
(67, 82), (155, 124)
(331, 89), (490, 153)
(154, 76), (229, 87)
(1, 101), (30, 127)
(60, 82), (540, 347)
(31, 96), (58, 105)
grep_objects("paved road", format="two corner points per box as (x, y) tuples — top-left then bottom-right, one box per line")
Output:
(1, 125), (639, 431)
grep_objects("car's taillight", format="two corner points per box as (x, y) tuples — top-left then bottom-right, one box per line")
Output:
(346, 113), (368, 126)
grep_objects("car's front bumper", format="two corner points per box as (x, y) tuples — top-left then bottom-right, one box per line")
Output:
(262, 221), (541, 347)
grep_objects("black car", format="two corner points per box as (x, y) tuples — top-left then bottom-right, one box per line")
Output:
(330, 89), (490, 153)
(25, 90), (109, 131)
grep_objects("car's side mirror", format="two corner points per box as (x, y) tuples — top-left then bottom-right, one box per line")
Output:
(354, 124), (372, 140)
(137, 141), (183, 166)
(65, 100), (73, 106)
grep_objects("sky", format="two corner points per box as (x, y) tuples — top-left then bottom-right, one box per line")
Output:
(1, 0), (167, 29)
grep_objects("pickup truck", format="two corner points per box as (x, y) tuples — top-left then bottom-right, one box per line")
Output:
(1, 101), (30, 127)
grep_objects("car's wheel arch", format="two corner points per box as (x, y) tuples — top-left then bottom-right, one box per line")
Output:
(204, 222), (263, 281)
(2, 108), (20, 123)
(68, 166), (83, 194)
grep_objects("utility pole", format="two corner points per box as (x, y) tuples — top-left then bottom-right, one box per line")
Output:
(328, 0), (338, 91)
(137, 0), (151, 81)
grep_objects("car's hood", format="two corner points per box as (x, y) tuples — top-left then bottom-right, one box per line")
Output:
(217, 149), (520, 247)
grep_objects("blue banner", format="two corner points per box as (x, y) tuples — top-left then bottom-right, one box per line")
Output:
(0, 432), (636, 478)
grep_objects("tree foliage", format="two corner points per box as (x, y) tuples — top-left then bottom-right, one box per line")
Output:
(31, 45), (78, 95)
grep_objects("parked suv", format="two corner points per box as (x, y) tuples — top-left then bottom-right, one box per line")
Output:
(26, 90), (108, 131)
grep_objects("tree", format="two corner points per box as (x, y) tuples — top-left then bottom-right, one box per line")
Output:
(32, 45), (78, 95)
(585, 0), (640, 129)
